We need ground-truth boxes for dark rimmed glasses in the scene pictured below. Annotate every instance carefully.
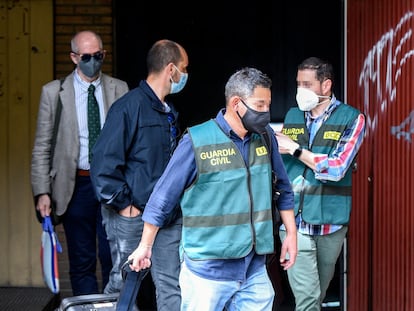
[72,51,105,62]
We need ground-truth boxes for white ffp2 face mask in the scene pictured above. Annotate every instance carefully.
[296,87,330,111]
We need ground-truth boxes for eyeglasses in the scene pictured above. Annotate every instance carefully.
[72,51,105,62]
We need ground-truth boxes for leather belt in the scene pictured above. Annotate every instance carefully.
[77,169,90,177]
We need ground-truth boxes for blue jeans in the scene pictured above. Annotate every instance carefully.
[179,261,274,311]
[63,176,112,296]
[102,206,182,311]
[101,206,143,294]
[279,226,347,311]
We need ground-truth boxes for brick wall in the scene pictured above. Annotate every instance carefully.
[54,0,114,79]
[53,0,113,297]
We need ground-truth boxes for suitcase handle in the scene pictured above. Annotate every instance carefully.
[121,259,150,281]
[116,260,150,311]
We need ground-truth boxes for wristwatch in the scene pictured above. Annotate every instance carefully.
[293,146,303,158]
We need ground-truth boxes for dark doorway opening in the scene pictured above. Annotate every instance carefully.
[113,1,344,131]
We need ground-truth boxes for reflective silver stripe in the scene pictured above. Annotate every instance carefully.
[183,209,272,228]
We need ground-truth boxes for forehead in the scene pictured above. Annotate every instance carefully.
[251,86,271,100]
[77,35,100,53]
[178,46,189,65]
[296,69,317,82]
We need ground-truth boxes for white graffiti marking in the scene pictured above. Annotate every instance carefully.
[358,11,414,141]
[390,110,414,142]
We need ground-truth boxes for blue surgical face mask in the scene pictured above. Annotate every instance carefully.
[170,65,188,94]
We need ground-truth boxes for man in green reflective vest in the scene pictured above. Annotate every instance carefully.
[127,67,297,310]
[276,57,366,311]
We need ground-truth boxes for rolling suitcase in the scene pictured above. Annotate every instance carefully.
[57,260,148,311]
[57,293,119,310]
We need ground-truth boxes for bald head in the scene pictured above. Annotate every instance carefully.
[71,30,103,54]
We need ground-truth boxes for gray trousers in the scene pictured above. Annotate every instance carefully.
[101,206,182,311]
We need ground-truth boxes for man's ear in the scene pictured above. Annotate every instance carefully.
[70,52,79,65]
[167,62,176,74]
[322,79,332,95]
[228,96,241,112]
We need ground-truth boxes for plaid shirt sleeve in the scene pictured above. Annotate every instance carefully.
[313,113,366,181]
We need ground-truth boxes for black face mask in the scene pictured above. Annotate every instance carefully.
[237,99,270,134]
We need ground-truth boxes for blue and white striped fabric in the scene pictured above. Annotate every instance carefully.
[41,216,62,294]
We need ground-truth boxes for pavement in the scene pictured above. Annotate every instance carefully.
[0,287,59,311]
[0,286,340,311]
[0,286,295,311]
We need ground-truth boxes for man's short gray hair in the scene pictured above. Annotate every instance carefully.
[225,67,272,102]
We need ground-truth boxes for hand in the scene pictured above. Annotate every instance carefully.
[36,194,52,218]
[128,243,153,272]
[279,231,297,270]
[275,132,298,155]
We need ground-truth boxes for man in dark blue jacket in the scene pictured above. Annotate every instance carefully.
[90,39,189,311]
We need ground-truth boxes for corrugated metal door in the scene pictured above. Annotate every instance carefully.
[347,1,414,310]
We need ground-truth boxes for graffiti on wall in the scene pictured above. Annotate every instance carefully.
[358,11,414,142]
[390,111,414,142]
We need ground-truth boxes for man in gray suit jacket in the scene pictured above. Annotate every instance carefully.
[31,30,129,296]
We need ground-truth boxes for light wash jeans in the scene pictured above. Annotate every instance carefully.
[179,260,274,311]
[101,206,182,311]
[279,226,347,311]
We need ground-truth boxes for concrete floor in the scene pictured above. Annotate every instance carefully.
[0,287,57,311]
[0,287,291,311]
[0,286,341,311]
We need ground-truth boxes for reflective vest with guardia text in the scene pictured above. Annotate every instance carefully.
[180,119,274,260]
[281,102,360,225]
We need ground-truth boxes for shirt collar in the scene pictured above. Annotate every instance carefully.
[73,69,101,90]
[305,94,339,123]
[215,108,251,140]
[215,108,233,136]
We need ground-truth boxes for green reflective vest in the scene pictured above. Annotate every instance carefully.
[180,120,274,260]
[281,103,360,225]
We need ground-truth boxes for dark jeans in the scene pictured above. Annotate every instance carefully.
[63,175,112,296]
